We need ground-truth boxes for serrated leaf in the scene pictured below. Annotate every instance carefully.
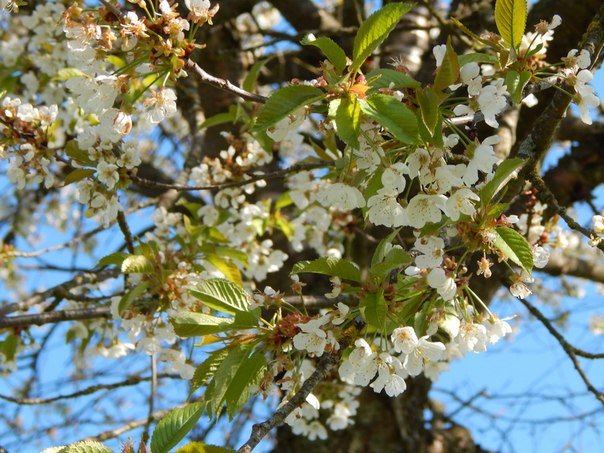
[53,68,89,81]
[492,226,533,272]
[301,35,348,73]
[224,350,266,417]
[97,251,129,267]
[371,229,401,268]
[253,85,325,131]
[64,168,95,186]
[118,281,149,316]
[361,94,419,145]
[434,38,460,91]
[479,158,526,204]
[370,247,411,278]
[366,68,421,92]
[189,278,251,314]
[176,442,236,453]
[242,57,271,93]
[205,254,242,286]
[204,345,247,417]
[150,403,204,453]
[191,348,230,391]
[458,53,499,67]
[416,87,440,134]
[172,312,235,337]
[53,441,112,453]
[495,0,527,48]
[121,255,154,274]
[200,112,234,129]
[360,291,387,330]
[351,2,414,73]
[504,69,531,104]
[291,256,361,282]
[329,95,361,147]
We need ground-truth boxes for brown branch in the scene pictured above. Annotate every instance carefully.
[0,374,178,405]
[518,298,604,404]
[0,269,119,317]
[117,210,136,254]
[542,252,604,284]
[129,161,333,192]
[0,307,111,329]
[237,351,341,452]
[185,59,268,104]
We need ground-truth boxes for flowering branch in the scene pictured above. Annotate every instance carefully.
[237,351,341,452]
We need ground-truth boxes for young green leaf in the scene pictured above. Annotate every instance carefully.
[242,57,272,93]
[204,345,248,417]
[189,278,251,314]
[191,348,230,392]
[172,312,235,337]
[416,87,440,134]
[121,255,154,274]
[117,281,149,317]
[370,247,412,278]
[204,254,243,286]
[224,350,267,417]
[200,111,235,129]
[253,85,325,131]
[176,442,236,453]
[51,441,112,453]
[329,95,361,147]
[365,68,421,92]
[361,94,419,145]
[64,168,95,186]
[351,2,414,73]
[491,226,534,272]
[504,70,531,104]
[291,256,362,282]
[301,35,348,73]
[495,0,528,49]
[479,158,526,204]
[360,291,387,330]
[371,228,401,268]
[434,39,460,91]
[97,251,129,267]
[150,403,205,453]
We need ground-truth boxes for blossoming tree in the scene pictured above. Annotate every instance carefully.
[0,0,603,451]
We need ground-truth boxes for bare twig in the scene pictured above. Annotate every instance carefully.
[130,161,333,192]
[185,59,268,104]
[237,351,341,452]
[117,210,136,254]
[518,298,604,404]
[0,307,111,329]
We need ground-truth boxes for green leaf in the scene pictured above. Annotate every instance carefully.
[495,0,528,48]
[329,95,361,147]
[189,278,251,314]
[176,442,236,453]
[371,228,401,268]
[434,38,460,91]
[351,2,414,73]
[416,87,440,134]
[479,158,526,204]
[191,348,230,392]
[492,226,534,272]
[200,112,234,129]
[253,85,325,131]
[370,247,411,278]
[242,58,271,93]
[150,403,205,453]
[172,312,235,337]
[366,68,421,91]
[224,350,267,417]
[361,94,419,144]
[0,334,19,362]
[301,35,348,73]
[504,70,531,104]
[52,441,112,453]
[205,254,242,286]
[121,255,154,274]
[458,53,499,67]
[291,256,361,282]
[204,345,250,417]
[360,291,387,330]
[97,251,129,267]
[64,168,95,186]
[117,281,149,316]
[53,68,89,81]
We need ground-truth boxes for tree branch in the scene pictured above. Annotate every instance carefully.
[0,307,111,329]
[237,351,341,452]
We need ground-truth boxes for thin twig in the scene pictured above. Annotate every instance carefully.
[0,307,111,329]
[185,59,268,104]
[130,161,333,192]
[117,210,136,254]
[518,298,604,404]
[237,351,341,452]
